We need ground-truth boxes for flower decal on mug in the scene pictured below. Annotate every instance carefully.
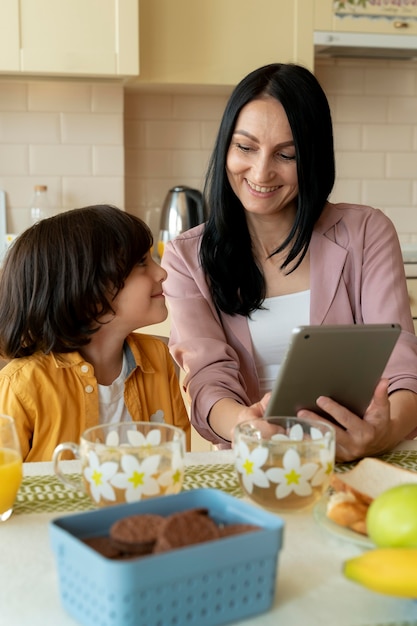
[110,453,162,503]
[83,451,118,503]
[234,422,335,511]
[82,426,184,505]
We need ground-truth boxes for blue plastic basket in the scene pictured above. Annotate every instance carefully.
[49,489,284,626]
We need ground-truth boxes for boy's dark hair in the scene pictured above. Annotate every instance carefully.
[0,205,152,357]
[200,63,335,316]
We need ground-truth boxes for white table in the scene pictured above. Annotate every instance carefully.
[2,446,417,626]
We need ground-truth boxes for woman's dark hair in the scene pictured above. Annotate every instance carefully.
[200,63,335,316]
[0,205,152,357]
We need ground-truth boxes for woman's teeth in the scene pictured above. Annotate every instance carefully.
[247,180,280,193]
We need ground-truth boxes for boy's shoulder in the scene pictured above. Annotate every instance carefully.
[126,332,173,374]
[0,350,83,380]
[126,332,170,359]
[0,352,54,379]
[128,332,169,348]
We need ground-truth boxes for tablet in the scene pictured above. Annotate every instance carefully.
[264,323,401,421]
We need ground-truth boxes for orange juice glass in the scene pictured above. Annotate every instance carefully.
[0,415,23,522]
[157,240,165,260]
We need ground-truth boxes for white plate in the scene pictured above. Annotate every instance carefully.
[313,494,374,549]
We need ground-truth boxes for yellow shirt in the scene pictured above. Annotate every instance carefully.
[0,333,190,461]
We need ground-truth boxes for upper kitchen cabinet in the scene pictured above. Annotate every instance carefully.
[315,0,417,36]
[0,1,19,72]
[0,0,139,78]
[132,0,314,87]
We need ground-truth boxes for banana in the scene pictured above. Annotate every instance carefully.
[344,548,417,598]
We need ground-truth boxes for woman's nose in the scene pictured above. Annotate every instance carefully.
[252,154,275,181]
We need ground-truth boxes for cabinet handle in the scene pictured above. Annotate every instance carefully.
[394,21,409,29]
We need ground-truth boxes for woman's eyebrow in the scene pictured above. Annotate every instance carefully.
[232,129,258,142]
[232,129,294,149]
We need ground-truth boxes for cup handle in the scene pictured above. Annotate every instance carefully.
[52,442,83,492]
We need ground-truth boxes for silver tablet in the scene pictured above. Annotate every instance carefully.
[264,323,401,421]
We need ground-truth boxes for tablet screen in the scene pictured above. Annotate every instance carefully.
[264,323,401,421]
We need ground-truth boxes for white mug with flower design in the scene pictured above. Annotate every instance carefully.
[234,416,335,513]
[52,421,186,507]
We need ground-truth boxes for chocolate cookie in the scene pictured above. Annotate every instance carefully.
[154,510,220,553]
[83,535,124,559]
[110,513,165,555]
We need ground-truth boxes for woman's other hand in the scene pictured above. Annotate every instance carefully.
[297,378,417,462]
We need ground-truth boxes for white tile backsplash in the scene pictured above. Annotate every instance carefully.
[30,145,92,176]
[315,58,417,243]
[28,82,92,112]
[0,112,60,142]
[388,97,417,124]
[124,60,417,243]
[0,82,27,110]
[336,152,385,178]
[335,95,389,123]
[2,58,417,241]
[364,67,416,96]
[362,125,413,152]
[0,78,125,232]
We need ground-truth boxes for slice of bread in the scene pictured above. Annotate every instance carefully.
[331,457,417,505]
[326,457,417,535]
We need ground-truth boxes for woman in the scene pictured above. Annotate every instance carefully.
[162,63,417,462]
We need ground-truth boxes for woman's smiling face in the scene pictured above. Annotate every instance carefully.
[226,96,298,219]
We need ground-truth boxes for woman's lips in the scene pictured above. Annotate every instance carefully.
[246,179,280,193]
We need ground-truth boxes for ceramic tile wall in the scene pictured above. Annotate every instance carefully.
[2,57,417,242]
[0,79,125,233]
[315,58,417,245]
[125,58,417,244]
[124,89,231,239]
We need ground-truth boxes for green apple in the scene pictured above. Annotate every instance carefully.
[367,484,417,548]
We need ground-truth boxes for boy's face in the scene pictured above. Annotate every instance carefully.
[108,251,168,333]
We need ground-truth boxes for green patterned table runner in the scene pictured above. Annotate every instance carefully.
[336,448,417,473]
[14,449,417,516]
[14,464,243,515]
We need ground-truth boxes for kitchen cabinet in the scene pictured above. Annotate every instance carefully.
[0,0,19,72]
[315,0,417,36]
[0,0,139,77]
[132,0,314,87]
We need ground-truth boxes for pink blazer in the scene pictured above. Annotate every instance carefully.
[162,202,417,445]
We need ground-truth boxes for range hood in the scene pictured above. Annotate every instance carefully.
[314,31,417,60]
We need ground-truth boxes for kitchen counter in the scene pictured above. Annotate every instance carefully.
[401,243,417,265]
[2,444,417,626]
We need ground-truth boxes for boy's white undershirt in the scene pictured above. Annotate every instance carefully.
[98,350,132,424]
[248,290,310,395]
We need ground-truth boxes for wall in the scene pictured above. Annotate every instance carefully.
[124,87,231,239]
[316,57,417,245]
[2,57,417,245]
[0,78,125,233]
[125,57,417,245]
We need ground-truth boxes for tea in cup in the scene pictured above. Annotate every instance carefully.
[234,416,335,513]
[0,415,23,522]
[53,421,186,507]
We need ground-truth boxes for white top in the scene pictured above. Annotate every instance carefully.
[98,351,132,424]
[248,290,310,394]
